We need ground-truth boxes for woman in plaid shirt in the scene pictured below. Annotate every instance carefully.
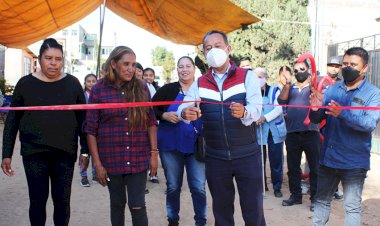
[85,46,158,226]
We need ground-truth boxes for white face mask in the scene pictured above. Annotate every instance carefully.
[259,78,266,88]
[206,47,228,68]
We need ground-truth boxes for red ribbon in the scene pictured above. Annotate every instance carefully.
[1,101,379,111]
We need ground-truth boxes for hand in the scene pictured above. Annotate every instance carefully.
[230,102,245,119]
[1,158,14,177]
[163,112,180,124]
[149,153,158,177]
[94,165,108,187]
[256,116,266,125]
[283,70,291,85]
[181,105,201,121]
[326,100,341,118]
[79,155,89,174]
[309,89,323,111]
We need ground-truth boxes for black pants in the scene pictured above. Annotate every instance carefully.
[107,170,148,226]
[23,151,75,226]
[285,131,320,201]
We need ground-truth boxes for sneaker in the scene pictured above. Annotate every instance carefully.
[274,190,283,198]
[92,177,98,184]
[150,176,159,184]
[80,177,90,187]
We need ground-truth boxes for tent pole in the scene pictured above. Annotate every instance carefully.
[96,0,107,78]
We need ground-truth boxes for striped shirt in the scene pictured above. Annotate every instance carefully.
[84,78,157,174]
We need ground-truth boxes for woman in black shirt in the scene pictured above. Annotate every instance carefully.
[1,38,89,226]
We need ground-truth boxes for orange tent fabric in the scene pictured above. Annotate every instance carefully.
[0,0,260,48]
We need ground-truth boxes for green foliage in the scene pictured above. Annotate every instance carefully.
[151,46,175,83]
[229,0,310,84]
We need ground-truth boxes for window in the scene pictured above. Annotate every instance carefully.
[62,30,68,36]
[72,29,78,36]
[24,57,31,75]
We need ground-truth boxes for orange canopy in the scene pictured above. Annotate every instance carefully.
[0,0,260,48]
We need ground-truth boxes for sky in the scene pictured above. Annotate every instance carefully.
[77,7,197,69]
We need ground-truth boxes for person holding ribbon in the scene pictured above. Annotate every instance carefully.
[84,46,158,226]
[310,47,380,226]
[177,30,265,226]
[1,38,89,226]
[152,56,206,226]
[277,60,320,212]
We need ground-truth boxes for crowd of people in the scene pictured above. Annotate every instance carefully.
[1,29,380,226]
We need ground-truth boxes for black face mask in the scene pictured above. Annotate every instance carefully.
[342,66,360,83]
[295,71,309,83]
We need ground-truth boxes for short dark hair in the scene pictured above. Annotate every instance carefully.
[136,62,143,70]
[39,38,63,58]
[143,67,155,75]
[293,60,310,69]
[279,66,291,74]
[177,56,195,66]
[240,56,251,62]
[343,47,369,65]
[202,30,229,47]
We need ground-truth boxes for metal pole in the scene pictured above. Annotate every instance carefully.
[96,0,107,78]
[259,124,265,197]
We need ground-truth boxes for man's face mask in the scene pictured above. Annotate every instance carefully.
[206,47,228,68]
[342,66,361,83]
[294,67,309,83]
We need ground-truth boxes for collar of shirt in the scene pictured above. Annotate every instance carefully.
[338,77,367,92]
[293,83,309,91]
[211,64,231,91]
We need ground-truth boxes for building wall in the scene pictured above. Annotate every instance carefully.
[4,49,36,86]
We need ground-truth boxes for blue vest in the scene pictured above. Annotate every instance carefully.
[257,85,287,145]
[198,64,259,160]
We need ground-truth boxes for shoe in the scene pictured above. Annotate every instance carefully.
[274,190,283,198]
[310,202,315,212]
[92,177,98,184]
[150,176,159,184]
[282,196,302,206]
[334,190,343,200]
[80,177,90,187]
[145,189,149,194]
[265,185,269,191]
[168,220,179,226]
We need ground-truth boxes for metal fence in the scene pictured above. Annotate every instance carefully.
[328,38,380,153]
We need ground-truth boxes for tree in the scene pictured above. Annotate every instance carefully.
[151,46,175,83]
[229,0,310,83]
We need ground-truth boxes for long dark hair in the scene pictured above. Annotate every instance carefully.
[103,46,149,130]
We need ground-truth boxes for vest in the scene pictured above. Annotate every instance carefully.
[256,85,287,145]
[198,63,259,160]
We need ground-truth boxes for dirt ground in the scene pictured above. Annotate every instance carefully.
[1,123,380,226]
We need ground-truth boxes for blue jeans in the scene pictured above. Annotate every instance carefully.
[79,157,95,178]
[262,131,284,191]
[313,165,367,226]
[160,151,207,226]
[206,153,266,226]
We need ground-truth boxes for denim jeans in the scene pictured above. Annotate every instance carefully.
[159,151,207,226]
[262,131,284,191]
[206,153,266,226]
[79,157,95,177]
[107,170,148,226]
[22,151,75,226]
[313,165,367,226]
[285,131,320,200]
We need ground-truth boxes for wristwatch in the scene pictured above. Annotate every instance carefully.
[81,153,90,159]
[241,107,248,119]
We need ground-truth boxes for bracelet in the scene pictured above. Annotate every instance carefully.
[151,148,159,152]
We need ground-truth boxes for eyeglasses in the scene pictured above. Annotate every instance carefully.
[294,67,306,74]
